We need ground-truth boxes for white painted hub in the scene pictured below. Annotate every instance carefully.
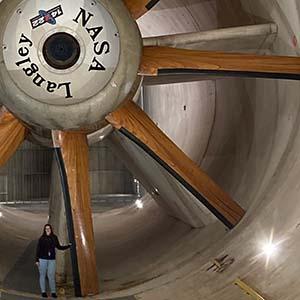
[0,0,141,130]
[3,0,120,105]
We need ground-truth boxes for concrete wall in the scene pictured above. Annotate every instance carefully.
[93,1,300,299]
[119,1,300,299]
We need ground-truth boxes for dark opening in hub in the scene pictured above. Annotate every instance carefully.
[43,32,80,70]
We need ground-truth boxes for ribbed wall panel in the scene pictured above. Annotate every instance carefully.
[0,140,136,204]
[89,141,135,195]
[0,141,52,203]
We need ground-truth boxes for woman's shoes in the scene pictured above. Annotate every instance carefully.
[41,292,57,298]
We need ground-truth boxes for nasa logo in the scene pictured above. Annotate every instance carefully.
[30,5,63,29]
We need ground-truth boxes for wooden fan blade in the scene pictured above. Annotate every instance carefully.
[123,0,160,20]
[140,46,300,80]
[0,110,27,167]
[143,72,219,86]
[53,132,99,297]
[106,101,245,228]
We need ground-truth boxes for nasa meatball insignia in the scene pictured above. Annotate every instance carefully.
[30,5,64,29]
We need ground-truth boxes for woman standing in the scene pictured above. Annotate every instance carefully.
[36,224,71,298]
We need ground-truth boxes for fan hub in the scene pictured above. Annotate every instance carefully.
[42,32,81,71]
[0,0,141,130]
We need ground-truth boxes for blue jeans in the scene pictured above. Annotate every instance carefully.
[38,259,56,293]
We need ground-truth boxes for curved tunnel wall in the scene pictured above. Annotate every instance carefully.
[104,0,300,298]
[128,1,300,299]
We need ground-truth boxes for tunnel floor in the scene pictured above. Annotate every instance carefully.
[0,198,227,299]
[0,203,139,299]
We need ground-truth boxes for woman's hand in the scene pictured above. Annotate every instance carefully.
[35,262,39,267]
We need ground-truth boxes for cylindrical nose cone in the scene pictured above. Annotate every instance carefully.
[0,0,142,130]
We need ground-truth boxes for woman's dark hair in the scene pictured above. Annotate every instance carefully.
[42,224,54,237]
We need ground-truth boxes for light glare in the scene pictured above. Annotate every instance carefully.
[263,242,277,257]
[135,199,144,209]
[0,212,2,218]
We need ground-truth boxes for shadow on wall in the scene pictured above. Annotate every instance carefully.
[216,0,265,27]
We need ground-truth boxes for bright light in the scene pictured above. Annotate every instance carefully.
[0,212,2,218]
[261,229,278,260]
[260,240,279,267]
[258,229,282,267]
[262,242,277,257]
[251,230,286,268]
[135,199,144,209]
